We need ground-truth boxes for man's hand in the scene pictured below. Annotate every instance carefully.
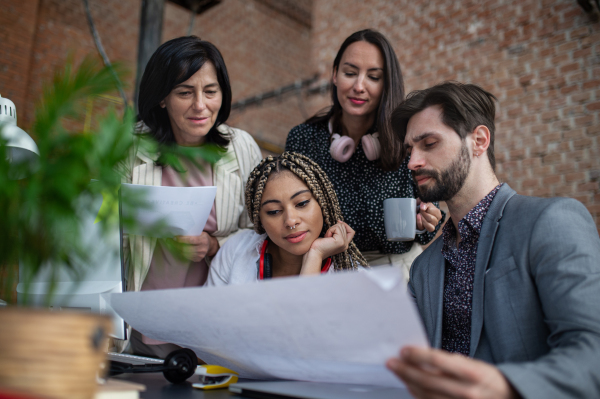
[416,200,443,232]
[386,346,519,399]
[175,232,219,262]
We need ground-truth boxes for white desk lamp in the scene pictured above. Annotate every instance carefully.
[0,94,40,179]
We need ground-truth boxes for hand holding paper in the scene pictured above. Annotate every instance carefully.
[175,232,220,261]
[387,346,517,399]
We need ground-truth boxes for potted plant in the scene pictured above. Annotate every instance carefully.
[0,56,222,399]
[0,57,134,399]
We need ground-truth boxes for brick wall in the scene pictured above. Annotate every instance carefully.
[0,0,40,125]
[310,0,600,231]
[2,0,599,230]
[163,0,313,151]
[1,0,141,129]
[1,0,313,153]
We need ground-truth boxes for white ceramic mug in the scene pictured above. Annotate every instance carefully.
[383,198,425,241]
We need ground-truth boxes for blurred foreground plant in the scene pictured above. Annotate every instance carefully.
[0,57,224,305]
[0,57,134,304]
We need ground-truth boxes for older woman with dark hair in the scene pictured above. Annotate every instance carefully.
[117,36,261,356]
[286,29,444,278]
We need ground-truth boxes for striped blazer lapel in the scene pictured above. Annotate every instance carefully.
[213,143,241,235]
[129,151,161,292]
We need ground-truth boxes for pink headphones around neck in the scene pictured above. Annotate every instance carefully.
[329,122,381,162]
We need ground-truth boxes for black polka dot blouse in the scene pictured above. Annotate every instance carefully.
[285,122,444,254]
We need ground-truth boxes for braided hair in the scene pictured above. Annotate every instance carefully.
[245,152,368,271]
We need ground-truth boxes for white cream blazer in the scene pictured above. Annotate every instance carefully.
[121,124,262,292]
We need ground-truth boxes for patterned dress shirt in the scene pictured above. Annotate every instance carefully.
[441,183,503,355]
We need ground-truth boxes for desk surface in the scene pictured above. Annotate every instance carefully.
[116,373,413,399]
[113,373,246,399]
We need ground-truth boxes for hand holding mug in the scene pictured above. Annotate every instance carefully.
[416,199,442,233]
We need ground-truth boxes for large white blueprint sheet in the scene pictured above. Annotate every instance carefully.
[120,183,217,238]
[104,267,428,387]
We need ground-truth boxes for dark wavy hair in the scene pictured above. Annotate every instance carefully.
[306,29,405,171]
[391,81,498,171]
[138,36,231,148]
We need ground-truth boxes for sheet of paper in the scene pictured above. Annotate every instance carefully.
[103,267,428,387]
[120,183,216,237]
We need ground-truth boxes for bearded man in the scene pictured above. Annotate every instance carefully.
[386,82,600,399]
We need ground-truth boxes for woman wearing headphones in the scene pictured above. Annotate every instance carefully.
[285,29,444,277]
[117,36,262,356]
[206,152,368,286]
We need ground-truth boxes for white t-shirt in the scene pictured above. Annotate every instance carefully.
[205,229,338,286]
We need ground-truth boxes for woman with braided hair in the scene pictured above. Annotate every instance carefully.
[206,152,367,286]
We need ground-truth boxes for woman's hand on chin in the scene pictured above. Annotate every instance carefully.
[300,221,355,275]
[175,232,220,262]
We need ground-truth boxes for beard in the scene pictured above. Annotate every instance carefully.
[412,144,471,203]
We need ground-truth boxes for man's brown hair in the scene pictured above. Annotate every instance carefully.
[391,81,498,170]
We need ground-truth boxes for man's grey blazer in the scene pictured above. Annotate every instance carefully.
[409,184,600,398]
